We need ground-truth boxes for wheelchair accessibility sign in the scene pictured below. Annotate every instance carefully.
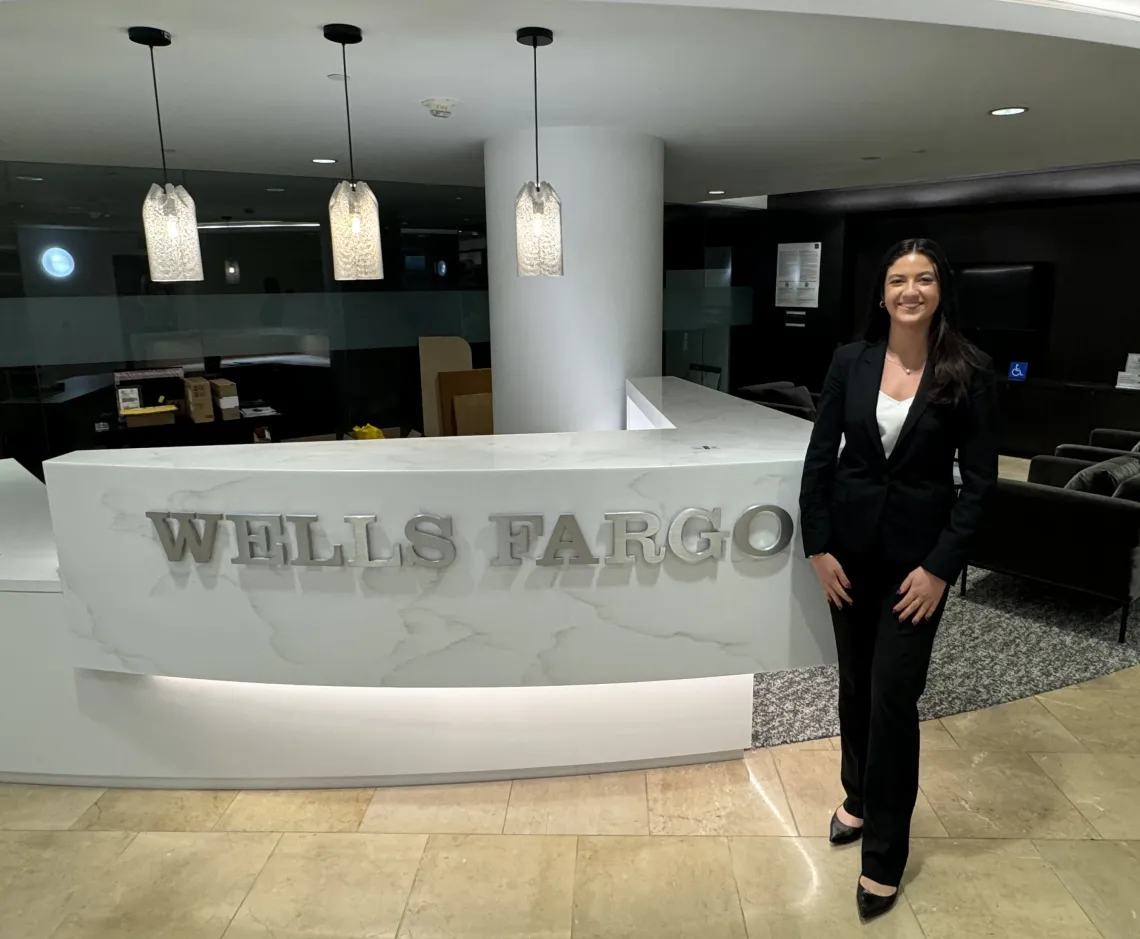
[1008,361,1028,382]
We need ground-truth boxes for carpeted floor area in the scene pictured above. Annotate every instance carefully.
[752,568,1140,748]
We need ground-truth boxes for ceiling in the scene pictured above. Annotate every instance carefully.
[3,0,1140,202]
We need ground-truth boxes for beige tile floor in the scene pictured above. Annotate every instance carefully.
[999,454,1032,481]
[5,666,1140,938]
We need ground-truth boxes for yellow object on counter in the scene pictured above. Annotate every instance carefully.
[120,405,178,416]
[351,424,385,440]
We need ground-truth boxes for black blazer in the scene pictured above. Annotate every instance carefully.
[799,339,999,583]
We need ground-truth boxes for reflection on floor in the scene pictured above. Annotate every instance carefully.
[4,667,1140,937]
[999,454,1032,481]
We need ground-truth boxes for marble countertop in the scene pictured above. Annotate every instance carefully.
[0,459,60,592]
[47,377,813,474]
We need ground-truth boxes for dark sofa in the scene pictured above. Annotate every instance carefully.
[736,382,818,422]
[1091,428,1140,451]
[966,454,1140,642]
[1054,428,1140,465]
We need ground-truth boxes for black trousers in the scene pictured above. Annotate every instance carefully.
[830,554,946,887]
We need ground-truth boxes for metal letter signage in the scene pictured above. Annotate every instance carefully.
[288,515,344,567]
[146,506,794,570]
[404,515,457,568]
[490,514,544,567]
[537,514,599,567]
[227,514,291,567]
[605,512,665,566]
[733,505,794,558]
[667,508,726,564]
[343,515,400,567]
[147,512,221,563]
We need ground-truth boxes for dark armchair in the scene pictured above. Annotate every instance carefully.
[966,454,1140,642]
[736,382,817,422]
[1055,429,1140,464]
[1091,428,1140,451]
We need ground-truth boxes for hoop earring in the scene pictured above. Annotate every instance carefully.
[879,300,885,308]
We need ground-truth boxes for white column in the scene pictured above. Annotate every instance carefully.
[484,127,664,433]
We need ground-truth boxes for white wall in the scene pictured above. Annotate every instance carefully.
[485,127,664,433]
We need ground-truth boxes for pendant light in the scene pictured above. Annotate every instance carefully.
[515,27,562,278]
[324,23,383,281]
[129,26,204,283]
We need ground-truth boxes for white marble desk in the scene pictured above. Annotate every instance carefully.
[0,459,60,593]
[1,379,834,788]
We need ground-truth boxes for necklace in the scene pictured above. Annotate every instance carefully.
[886,350,924,376]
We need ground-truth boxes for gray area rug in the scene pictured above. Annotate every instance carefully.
[752,569,1140,748]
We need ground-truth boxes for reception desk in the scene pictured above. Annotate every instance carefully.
[0,378,833,788]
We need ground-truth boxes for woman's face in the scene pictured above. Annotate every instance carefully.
[883,252,940,329]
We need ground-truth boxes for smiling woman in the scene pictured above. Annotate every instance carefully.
[799,237,999,919]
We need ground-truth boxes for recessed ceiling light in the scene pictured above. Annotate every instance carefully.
[312,158,337,164]
[266,187,285,192]
[40,246,75,279]
[327,73,348,82]
[708,190,726,195]
[990,106,1028,116]
[15,175,44,182]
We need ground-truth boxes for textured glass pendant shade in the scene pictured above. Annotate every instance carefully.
[515,181,563,277]
[329,180,384,281]
[142,183,204,282]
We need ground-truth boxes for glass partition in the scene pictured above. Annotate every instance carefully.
[0,160,488,474]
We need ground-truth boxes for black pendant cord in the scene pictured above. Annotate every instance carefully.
[341,43,356,185]
[148,46,169,185]
[532,40,540,188]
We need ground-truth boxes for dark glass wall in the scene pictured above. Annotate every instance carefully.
[0,160,489,475]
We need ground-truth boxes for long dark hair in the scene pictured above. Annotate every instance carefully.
[864,238,983,405]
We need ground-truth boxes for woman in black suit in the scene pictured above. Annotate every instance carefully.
[799,238,998,921]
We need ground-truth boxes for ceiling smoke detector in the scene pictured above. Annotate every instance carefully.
[422,98,458,119]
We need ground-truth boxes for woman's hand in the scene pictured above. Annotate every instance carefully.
[894,567,947,623]
[810,553,853,608]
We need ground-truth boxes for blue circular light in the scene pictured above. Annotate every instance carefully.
[40,246,75,279]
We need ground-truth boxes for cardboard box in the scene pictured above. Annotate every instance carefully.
[437,368,492,436]
[453,392,493,436]
[209,378,240,421]
[124,406,178,428]
[183,377,215,423]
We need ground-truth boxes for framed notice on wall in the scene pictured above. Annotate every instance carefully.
[775,242,822,308]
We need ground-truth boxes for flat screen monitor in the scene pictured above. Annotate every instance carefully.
[954,264,1039,331]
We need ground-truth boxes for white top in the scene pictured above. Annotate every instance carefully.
[877,391,914,459]
[0,459,61,593]
[47,377,815,474]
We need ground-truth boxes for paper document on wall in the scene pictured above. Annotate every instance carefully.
[775,242,822,308]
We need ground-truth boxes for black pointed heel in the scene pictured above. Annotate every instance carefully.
[856,882,899,922]
[828,808,863,845]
